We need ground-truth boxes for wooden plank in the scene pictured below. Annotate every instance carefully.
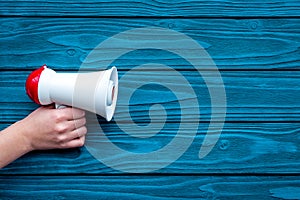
[1,18,300,70]
[1,71,300,123]
[0,175,300,199]
[0,122,299,174]
[1,0,300,17]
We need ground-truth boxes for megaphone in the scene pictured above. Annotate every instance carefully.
[25,65,118,121]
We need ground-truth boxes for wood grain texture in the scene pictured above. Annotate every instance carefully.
[0,176,300,199]
[1,71,300,123]
[1,18,300,70]
[0,122,299,174]
[0,0,299,198]
[0,0,300,17]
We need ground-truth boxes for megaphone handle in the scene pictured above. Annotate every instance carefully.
[55,104,67,109]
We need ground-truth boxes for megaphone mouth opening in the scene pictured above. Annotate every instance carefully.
[105,66,118,121]
[112,86,115,101]
[106,79,115,107]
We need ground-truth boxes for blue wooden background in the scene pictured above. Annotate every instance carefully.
[1,1,300,199]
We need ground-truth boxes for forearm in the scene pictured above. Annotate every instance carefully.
[0,120,33,169]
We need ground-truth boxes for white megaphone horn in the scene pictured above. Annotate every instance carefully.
[25,65,118,121]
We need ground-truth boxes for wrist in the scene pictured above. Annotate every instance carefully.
[0,119,34,168]
[13,120,35,153]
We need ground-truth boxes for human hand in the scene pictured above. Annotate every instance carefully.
[20,105,87,151]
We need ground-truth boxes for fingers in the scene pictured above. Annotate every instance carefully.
[71,136,86,148]
[57,118,87,141]
[56,107,86,121]
[60,116,87,146]
[61,136,86,149]
[69,108,86,120]
[64,117,86,132]
[67,126,87,141]
[56,126,87,149]
[53,107,87,148]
